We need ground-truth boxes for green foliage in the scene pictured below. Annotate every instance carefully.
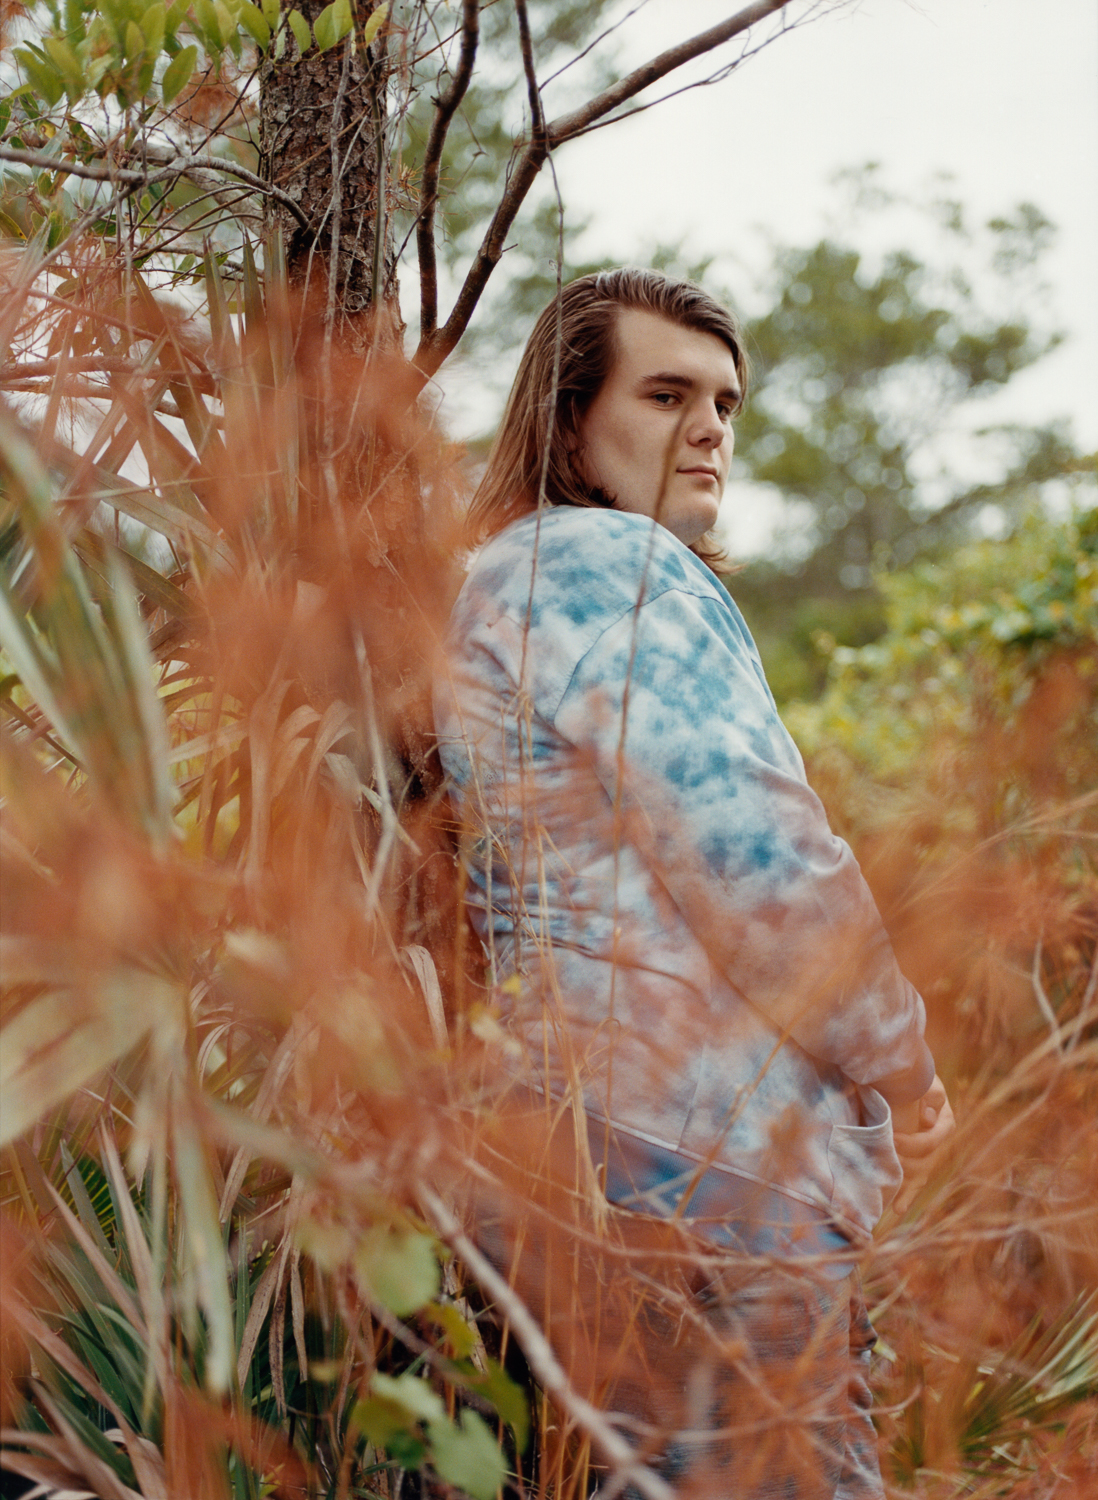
[0,407,176,843]
[13,0,225,109]
[4,1113,376,1495]
[356,1374,508,1500]
[729,174,1095,699]
[779,511,1098,1493]
[0,221,514,1496]
[354,1225,440,1317]
[786,507,1098,783]
[886,1293,1098,1489]
[957,1293,1098,1477]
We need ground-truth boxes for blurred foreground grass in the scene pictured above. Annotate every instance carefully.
[1,271,1096,1496]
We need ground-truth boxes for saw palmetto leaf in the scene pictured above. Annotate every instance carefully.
[958,1291,1098,1471]
[0,410,175,841]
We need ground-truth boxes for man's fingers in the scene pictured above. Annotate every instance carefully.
[895,1097,956,1162]
[894,1133,937,1162]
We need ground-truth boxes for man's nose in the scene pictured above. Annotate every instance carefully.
[689,402,725,445]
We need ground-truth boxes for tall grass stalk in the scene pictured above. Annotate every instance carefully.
[2,258,1097,1498]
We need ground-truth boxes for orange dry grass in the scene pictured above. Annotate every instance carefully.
[1,294,1096,1498]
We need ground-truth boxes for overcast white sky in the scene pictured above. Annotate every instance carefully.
[436,0,1098,551]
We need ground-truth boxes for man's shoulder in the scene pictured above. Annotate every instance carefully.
[466,507,723,623]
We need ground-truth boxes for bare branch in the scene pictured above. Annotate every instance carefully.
[1,356,176,380]
[413,0,797,376]
[412,142,542,378]
[540,1,652,90]
[0,143,312,233]
[417,0,480,341]
[0,143,136,182]
[514,0,546,148]
[548,0,793,144]
[415,1181,676,1500]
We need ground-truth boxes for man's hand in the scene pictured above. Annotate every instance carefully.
[893,1074,955,1169]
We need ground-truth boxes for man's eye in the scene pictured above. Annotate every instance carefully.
[651,391,678,406]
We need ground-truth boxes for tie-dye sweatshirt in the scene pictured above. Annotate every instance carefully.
[434,506,933,1244]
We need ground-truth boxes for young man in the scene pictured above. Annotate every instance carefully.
[435,269,953,1497]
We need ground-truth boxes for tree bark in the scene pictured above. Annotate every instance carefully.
[260,0,398,344]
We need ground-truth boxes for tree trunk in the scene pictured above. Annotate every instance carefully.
[260,0,399,346]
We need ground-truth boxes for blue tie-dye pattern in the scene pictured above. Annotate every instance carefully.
[434,507,933,1244]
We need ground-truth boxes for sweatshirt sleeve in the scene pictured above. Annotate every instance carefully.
[552,584,933,1103]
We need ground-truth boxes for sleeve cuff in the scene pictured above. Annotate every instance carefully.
[869,1039,935,1105]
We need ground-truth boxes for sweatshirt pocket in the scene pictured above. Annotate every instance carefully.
[825,1085,904,1238]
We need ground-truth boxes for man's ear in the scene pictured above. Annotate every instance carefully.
[556,404,585,482]
[560,395,581,452]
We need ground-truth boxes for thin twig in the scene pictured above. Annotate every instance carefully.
[369,12,393,312]
[1031,938,1063,1054]
[1065,944,1098,1055]
[514,0,545,148]
[416,0,479,340]
[326,36,355,337]
[0,354,210,388]
[540,1,653,90]
[0,143,311,231]
[414,0,795,374]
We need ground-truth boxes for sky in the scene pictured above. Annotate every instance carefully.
[435,0,1098,554]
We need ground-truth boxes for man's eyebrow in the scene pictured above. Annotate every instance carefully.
[638,371,742,401]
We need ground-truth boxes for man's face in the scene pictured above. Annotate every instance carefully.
[578,308,741,546]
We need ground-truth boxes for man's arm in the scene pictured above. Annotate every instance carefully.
[554,585,933,1102]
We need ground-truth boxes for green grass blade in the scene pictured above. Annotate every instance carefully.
[172,1100,236,1394]
[98,547,175,836]
[72,527,196,624]
[0,568,74,756]
[57,1140,116,1263]
[0,409,175,837]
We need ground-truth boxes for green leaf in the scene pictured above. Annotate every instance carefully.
[313,0,350,52]
[425,1300,477,1359]
[46,207,68,249]
[202,238,236,352]
[241,235,264,335]
[42,35,85,96]
[191,0,223,54]
[13,48,65,106]
[351,1394,402,1447]
[287,8,311,54]
[213,0,237,47]
[474,1359,529,1452]
[0,408,175,837]
[125,18,145,63]
[370,1371,446,1425]
[140,1,166,56]
[237,0,270,48]
[428,1410,507,1500]
[259,0,278,25]
[360,0,387,49]
[161,43,197,104]
[354,1226,439,1316]
[87,52,114,90]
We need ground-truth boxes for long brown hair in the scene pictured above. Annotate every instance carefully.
[465,268,748,570]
